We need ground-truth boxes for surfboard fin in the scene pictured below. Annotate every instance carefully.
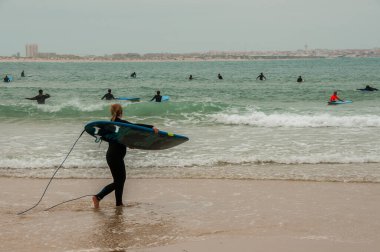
[95,135,102,143]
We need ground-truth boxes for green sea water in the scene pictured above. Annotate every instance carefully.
[1,58,380,181]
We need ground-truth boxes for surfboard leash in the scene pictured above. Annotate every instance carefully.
[17,129,86,215]
[43,194,93,211]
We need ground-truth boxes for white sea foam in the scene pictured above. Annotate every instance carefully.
[1,153,379,171]
[210,111,380,128]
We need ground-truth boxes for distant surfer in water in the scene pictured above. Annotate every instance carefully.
[297,76,303,83]
[358,85,378,91]
[3,75,10,82]
[92,104,158,208]
[21,70,25,77]
[25,89,51,104]
[256,72,266,81]
[101,89,115,100]
[189,74,193,80]
[329,91,344,102]
[150,90,162,102]
[130,72,136,78]
[218,73,223,80]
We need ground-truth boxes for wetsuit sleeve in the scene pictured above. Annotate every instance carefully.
[101,94,106,100]
[27,95,38,100]
[150,95,156,101]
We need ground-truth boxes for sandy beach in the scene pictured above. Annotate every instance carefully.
[1,177,379,251]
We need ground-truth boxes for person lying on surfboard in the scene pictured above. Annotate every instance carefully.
[92,104,159,208]
[329,91,344,103]
[359,85,378,91]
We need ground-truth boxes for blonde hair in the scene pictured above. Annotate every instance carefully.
[110,104,123,121]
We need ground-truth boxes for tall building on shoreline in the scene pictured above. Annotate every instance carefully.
[25,44,38,57]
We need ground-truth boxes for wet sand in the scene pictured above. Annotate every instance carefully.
[0,177,379,251]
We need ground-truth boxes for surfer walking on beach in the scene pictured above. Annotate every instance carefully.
[25,89,51,104]
[256,72,266,81]
[101,89,115,100]
[150,90,162,102]
[92,104,158,208]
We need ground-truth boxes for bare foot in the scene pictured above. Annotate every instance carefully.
[92,196,99,208]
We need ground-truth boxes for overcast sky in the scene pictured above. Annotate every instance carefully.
[0,0,379,56]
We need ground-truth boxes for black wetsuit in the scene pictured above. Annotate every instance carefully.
[27,94,50,104]
[95,117,153,206]
[3,76,10,82]
[257,74,266,81]
[150,95,162,102]
[364,86,378,91]
[101,93,115,100]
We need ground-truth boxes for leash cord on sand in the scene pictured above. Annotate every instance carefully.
[17,130,86,215]
[44,194,93,211]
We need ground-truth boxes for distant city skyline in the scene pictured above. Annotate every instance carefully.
[0,0,379,56]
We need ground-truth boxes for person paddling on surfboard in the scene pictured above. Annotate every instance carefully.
[101,89,115,100]
[150,90,162,102]
[92,104,159,208]
[359,85,378,91]
[329,91,344,103]
[130,72,136,78]
[25,89,51,104]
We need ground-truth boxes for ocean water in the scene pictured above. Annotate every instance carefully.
[1,58,380,182]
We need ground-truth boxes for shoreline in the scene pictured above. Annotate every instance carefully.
[1,177,379,251]
[1,163,379,183]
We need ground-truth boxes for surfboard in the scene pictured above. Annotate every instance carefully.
[84,120,189,150]
[116,97,140,102]
[162,95,170,101]
[327,100,352,105]
[357,89,377,92]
